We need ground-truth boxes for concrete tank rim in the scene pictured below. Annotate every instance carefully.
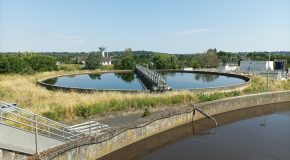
[37,70,251,93]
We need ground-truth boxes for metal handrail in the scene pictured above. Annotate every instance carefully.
[0,101,109,153]
[0,111,79,138]
[0,113,79,140]
[1,115,35,129]
[0,102,84,142]
[0,101,68,128]
[2,108,66,130]
[67,121,109,135]
[0,116,72,141]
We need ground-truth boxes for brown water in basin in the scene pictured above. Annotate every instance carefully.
[99,102,290,160]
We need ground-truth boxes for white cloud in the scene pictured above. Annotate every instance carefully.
[175,28,223,35]
[52,32,86,44]
[76,39,86,44]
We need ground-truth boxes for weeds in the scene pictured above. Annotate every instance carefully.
[142,108,151,117]
[0,71,289,122]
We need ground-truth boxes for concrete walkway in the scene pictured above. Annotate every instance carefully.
[99,113,143,126]
[98,109,170,127]
[0,124,63,154]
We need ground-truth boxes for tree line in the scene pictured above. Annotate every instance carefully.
[0,53,57,74]
[112,48,220,70]
[84,48,238,70]
[1,50,289,74]
[87,48,290,70]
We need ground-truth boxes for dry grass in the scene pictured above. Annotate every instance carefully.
[0,71,197,121]
[0,71,289,122]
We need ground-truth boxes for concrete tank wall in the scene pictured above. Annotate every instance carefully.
[28,90,290,160]
[37,70,251,93]
[0,149,28,160]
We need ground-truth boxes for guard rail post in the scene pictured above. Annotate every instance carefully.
[34,115,38,154]
[89,121,92,134]
[0,111,2,123]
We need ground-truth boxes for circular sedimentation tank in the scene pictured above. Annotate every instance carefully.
[38,70,251,93]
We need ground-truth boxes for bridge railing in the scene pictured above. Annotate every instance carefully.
[135,65,169,90]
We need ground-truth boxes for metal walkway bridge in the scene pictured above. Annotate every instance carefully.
[135,65,171,91]
[0,101,109,154]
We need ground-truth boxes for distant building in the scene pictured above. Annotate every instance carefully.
[99,46,112,65]
[219,63,238,71]
[273,59,287,71]
[101,57,112,65]
[240,61,274,71]
[99,46,106,57]
[183,67,193,71]
[77,59,86,65]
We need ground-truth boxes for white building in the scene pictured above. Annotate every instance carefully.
[101,57,112,65]
[219,63,239,71]
[240,61,274,72]
[99,46,112,65]
[183,67,193,71]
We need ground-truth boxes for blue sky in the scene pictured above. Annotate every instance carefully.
[0,0,289,53]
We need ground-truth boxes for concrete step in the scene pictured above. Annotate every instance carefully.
[67,121,109,134]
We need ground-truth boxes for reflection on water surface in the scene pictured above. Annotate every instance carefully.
[44,72,245,90]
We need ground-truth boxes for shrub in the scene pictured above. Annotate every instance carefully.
[197,93,222,102]
[42,105,66,121]
[142,108,151,117]
[0,53,57,74]
[58,64,82,71]
[171,95,185,104]
[75,105,92,118]
[85,53,101,70]
[91,104,107,114]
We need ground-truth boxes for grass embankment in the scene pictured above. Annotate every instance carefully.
[58,64,114,71]
[0,71,289,122]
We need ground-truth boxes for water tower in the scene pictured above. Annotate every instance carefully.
[99,46,106,57]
